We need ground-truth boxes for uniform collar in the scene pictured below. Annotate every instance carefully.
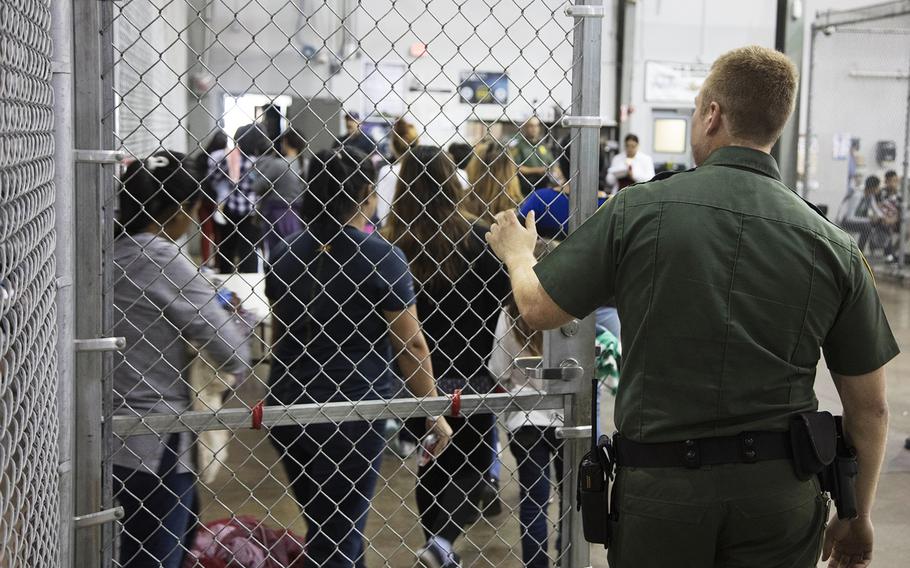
[700,146,782,181]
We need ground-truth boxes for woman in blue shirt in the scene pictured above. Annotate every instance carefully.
[266,148,452,567]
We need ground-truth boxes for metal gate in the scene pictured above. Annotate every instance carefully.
[70,1,607,566]
[0,0,60,566]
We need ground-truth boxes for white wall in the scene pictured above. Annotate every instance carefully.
[625,0,778,165]
[204,0,612,146]
[805,16,910,209]
[114,0,191,156]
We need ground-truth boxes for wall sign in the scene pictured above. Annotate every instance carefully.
[644,61,710,105]
[458,71,509,105]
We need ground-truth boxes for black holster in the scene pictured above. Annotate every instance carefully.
[578,434,614,546]
[790,411,858,520]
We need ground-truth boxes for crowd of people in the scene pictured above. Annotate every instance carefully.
[111,113,630,568]
[837,169,904,262]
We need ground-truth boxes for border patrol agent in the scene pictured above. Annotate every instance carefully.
[487,46,897,568]
[510,116,558,194]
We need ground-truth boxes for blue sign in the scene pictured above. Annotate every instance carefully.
[458,72,509,105]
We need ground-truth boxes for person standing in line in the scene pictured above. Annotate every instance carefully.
[252,128,307,257]
[448,141,474,189]
[375,117,420,227]
[266,148,452,568]
[463,141,523,224]
[112,151,250,568]
[488,241,565,568]
[337,111,378,156]
[211,123,270,273]
[384,146,512,568]
[486,46,896,568]
[196,130,229,267]
[605,133,656,194]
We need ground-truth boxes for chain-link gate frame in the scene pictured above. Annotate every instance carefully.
[68,1,609,566]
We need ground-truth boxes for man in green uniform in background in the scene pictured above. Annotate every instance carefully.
[510,116,560,194]
[487,46,896,568]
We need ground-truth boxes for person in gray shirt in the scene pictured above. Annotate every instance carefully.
[112,150,250,568]
[253,129,307,257]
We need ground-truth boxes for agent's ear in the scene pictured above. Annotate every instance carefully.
[704,100,723,137]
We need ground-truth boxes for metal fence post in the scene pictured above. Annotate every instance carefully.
[559,2,604,567]
[52,0,76,565]
[72,0,118,565]
[898,56,910,270]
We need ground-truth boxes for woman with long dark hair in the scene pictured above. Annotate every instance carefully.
[384,146,511,568]
[113,151,250,567]
[265,147,452,568]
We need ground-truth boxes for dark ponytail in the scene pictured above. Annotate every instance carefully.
[117,150,200,235]
[301,147,376,237]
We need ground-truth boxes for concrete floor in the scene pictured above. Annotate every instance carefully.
[195,281,910,567]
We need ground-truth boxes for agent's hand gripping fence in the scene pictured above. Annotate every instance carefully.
[71,1,606,566]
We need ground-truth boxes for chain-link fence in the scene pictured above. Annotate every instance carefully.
[0,0,60,565]
[804,8,910,273]
[72,1,610,567]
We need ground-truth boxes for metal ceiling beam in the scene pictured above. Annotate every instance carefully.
[812,0,910,31]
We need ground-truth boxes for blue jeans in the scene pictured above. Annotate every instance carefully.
[509,426,564,568]
[270,420,385,568]
[114,435,196,568]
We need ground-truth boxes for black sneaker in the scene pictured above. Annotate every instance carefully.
[416,542,462,568]
[476,478,504,517]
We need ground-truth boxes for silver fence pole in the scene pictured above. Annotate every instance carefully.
[560,2,604,567]
[898,55,910,270]
[52,0,75,565]
[72,0,117,565]
[802,24,819,199]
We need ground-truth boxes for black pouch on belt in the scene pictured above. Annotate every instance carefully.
[577,373,614,547]
[789,410,837,480]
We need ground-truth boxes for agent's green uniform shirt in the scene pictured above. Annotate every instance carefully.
[535,146,899,443]
[510,136,554,169]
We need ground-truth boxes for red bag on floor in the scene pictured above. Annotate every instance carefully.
[183,516,306,568]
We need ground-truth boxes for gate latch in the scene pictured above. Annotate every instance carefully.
[74,149,125,164]
[555,425,593,439]
[74,507,124,529]
[565,5,605,18]
[516,356,584,382]
[75,337,126,352]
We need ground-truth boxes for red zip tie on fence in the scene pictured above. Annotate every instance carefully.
[451,389,462,418]
[251,400,264,430]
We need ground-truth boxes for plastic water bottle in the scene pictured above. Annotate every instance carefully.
[417,434,438,468]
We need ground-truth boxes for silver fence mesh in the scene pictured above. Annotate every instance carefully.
[804,15,910,272]
[97,1,607,567]
[0,0,60,565]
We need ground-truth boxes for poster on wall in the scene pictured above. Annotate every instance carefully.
[458,71,509,105]
[644,61,710,105]
[361,60,408,118]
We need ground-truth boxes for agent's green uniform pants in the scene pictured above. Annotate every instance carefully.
[607,460,829,568]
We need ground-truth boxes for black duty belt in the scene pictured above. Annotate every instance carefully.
[614,431,792,469]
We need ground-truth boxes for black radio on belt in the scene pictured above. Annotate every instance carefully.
[577,377,615,546]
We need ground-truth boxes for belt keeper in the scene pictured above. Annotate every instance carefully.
[683,439,700,468]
